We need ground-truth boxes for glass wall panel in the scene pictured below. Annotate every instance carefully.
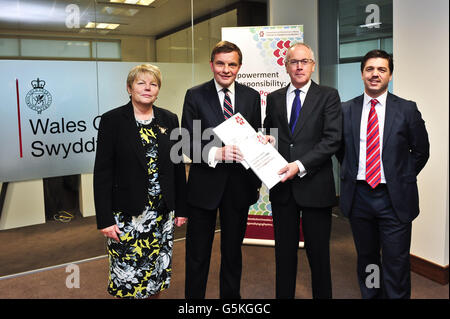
[92,41,121,59]
[319,0,393,196]
[21,39,91,58]
[381,37,393,53]
[0,0,268,275]
[190,1,267,86]
[338,0,393,62]
[0,0,198,272]
[0,37,19,56]
[339,39,379,59]
[319,0,393,94]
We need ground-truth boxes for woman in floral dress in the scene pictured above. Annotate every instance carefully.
[94,64,187,298]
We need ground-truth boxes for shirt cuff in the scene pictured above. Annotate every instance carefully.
[296,160,307,178]
[208,146,219,168]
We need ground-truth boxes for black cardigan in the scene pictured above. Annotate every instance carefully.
[93,101,187,229]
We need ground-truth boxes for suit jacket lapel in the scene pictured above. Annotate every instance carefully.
[351,95,364,160]
[234,82,242,115]
[291,81,317,138]
[383,93,396,148]
[206,79,225,126]
[121,102,147,170]
[273,86,290,137]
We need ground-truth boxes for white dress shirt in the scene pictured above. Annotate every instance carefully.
[286,80,312,178]
[357,90,387,183]
[286,80,311,121]
[215,80,236,110]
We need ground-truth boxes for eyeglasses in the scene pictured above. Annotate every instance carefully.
[287,59,315,66]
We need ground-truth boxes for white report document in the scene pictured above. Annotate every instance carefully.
[213,113,287,189]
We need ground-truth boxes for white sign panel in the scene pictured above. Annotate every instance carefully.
[0,61,132,182]
[222,25,304,119]
[0,61,99,182]
[0,60,197,182]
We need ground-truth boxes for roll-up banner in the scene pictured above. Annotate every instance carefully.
[222,25,304,247]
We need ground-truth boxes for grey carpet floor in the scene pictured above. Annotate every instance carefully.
[0,214,447,299]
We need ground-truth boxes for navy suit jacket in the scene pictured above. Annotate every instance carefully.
[337,93,429,223]
[181,79,261,212]
[263,81,342,208]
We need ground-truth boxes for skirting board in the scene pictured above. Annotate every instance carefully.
[410,254,449,285]
[243,238,304,248]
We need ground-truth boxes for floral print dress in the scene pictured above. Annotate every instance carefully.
[106,118,174,299]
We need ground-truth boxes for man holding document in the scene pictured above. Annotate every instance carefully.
[263,43,342,299]
[337,50,429,298]
[213,113,288,190]
[181,41,261,299]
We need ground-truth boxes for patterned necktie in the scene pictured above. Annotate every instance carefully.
[223,88,233,119]
[366,99,381,188]
[289,89,301,134]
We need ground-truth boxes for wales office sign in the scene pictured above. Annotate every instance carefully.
[25,78,98,161]
[0,60,128,182]
[28,115,98,159]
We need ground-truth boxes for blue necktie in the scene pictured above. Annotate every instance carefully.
[289,89,301,134]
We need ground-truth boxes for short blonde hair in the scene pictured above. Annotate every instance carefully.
[127,64,162,89]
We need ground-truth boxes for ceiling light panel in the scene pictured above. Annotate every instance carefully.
[109,0,155,6]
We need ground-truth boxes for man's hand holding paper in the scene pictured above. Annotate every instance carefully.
[215,145,244,162]
[213,113,287,189]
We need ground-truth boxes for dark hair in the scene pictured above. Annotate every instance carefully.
[361,50,394,74]
[210,41,243,65]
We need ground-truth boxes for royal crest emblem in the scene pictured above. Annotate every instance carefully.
[25,78,52,114]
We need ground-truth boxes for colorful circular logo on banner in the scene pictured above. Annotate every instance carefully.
[249,26,304,67]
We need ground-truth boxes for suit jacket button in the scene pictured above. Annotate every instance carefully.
[290,144,293,148]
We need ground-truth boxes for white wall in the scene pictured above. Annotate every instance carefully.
[393,0,449,266]
[156,9,238,63]
[268,0,319,83]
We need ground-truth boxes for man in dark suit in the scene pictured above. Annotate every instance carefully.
[263,43,342,299]
[337,50,429,298]
[181,41,261,299]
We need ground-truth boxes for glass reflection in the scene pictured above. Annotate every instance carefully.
[0,0,267,278]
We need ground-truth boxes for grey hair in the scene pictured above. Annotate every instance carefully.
[285,42,315,64]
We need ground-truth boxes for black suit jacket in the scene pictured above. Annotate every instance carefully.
[181,79,261,211]
[263,81,342,207]
[337,93,429,223]
[94,101,187,229]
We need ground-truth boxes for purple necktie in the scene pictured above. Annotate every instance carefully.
[289,89,301,133]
